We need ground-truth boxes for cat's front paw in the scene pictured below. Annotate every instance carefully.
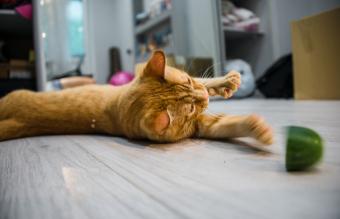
[208,71,241,98]
[223,71,241,98]
[244,114,274,145]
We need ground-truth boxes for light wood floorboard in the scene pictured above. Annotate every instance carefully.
[1,100,340,219]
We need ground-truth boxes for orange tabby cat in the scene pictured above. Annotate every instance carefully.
[0,50,273,144]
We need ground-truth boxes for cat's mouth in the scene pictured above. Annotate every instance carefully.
[201,88,209,105]
[201,88,209,110]
[204,88,209,103]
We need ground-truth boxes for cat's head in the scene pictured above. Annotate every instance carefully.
[124,50,209,142]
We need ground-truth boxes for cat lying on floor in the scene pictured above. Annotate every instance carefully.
[0,50,273,144]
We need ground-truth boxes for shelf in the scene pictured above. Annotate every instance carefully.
[0,9,32,38]
[135,10,171,35]
[223,26,263,39]
[0,78,36,97]
[0,9,16,15]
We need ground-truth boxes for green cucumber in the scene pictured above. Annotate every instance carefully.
[286,126,323,171]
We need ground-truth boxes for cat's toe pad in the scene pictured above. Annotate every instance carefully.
[206,71,242,98]
[225,71,241,91]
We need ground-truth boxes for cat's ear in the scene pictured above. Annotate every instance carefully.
[144,50,166,78]
[153,111,170,135]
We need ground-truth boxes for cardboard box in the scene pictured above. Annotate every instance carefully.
[291,7,340,100]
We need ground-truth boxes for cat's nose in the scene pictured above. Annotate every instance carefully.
[204,89,209,100]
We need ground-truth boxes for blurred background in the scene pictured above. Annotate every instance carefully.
[0,0,339,98]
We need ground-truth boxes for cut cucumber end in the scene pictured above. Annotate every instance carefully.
[285,126,323,171]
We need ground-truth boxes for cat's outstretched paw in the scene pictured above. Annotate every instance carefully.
[208,71,241,98]
[244,114,274,145]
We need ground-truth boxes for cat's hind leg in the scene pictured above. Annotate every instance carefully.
[0,119,25,141]
[0,98,5,120]
[195,114,273,145]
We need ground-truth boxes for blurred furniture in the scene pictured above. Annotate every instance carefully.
[218,0,340,79]
[4,0,336,91]
[132,0,224,77]
[0,6,40,96]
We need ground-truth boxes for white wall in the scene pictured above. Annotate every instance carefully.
[184,0,224,76]
[117,0,135,73]
[185,0,217,57]
[87,0,134,84]
[88,0,117,83]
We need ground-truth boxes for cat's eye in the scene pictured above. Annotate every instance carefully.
[187,78,192,85]
[190,103,195,113]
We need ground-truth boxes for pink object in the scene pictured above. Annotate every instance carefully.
[109,71,134,86]
[15,3,33,20]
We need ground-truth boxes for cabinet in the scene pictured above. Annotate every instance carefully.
[0,1,46,95]
[219,0,340,78]
[220,0,273,78]
[0,8,36,96]
[132,0,224,77]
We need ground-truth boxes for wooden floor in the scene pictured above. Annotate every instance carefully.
[0,100,339,219]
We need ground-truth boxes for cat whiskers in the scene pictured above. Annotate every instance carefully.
[201,61,223,79]
[201,66,210,78]
[205,110,221,118]
[184,57,197,75]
